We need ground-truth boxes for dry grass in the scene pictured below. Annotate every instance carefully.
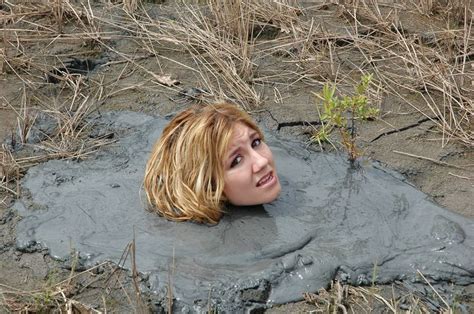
[0,81,115,200]
[1,264,102,313]
[0,148,20,198]
[106,0,304,109]
[0,1,119,198]
[0,242,149,313]
[336,1,473,146]
[1,0,108,87]
[304,274,458,314]
[123,0,261,109]
[0,5,149,312]
[404,0,470,22]
[85,0,471,149]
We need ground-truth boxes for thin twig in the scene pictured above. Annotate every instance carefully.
[448,172,472,180]
[416,270,451,310]
[393,150,466,170]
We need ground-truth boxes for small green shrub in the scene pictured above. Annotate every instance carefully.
[312,74,379,164]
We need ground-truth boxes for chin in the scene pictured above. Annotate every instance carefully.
[226,181,282,206]
[268,183,282,203]
[260,181,281,204]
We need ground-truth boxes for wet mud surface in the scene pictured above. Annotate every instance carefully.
[14,111,474,311]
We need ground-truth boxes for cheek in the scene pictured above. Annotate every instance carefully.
[223,167,252,196]
[223,175,241,204]
[223,173,237,197]
[224,171,244,190]
[223,175,232,192]
[262,145,274,164]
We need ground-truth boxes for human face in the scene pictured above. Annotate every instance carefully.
[223,123,281,206]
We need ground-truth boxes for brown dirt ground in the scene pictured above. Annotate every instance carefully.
[0,0,473,312]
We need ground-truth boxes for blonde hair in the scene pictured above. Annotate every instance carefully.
[144,103,263,224]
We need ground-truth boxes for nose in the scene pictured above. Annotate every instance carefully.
[251,150,269,173]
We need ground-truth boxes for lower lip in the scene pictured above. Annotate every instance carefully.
[257,174,277,188]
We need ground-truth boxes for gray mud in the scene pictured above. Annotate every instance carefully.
[14,111,474,312]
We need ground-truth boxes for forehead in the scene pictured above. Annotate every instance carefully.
[230,123,256,142]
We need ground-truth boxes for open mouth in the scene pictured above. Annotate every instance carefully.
[257,171,275,187]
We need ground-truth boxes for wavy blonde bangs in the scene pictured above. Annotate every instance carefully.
[143,103,263,224]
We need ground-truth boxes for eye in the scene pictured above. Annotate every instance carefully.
[251,138,261,148]
[230,155,242,168]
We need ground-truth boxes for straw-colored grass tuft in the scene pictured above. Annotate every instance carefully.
[333,0,473,147]
[304,277,459,313]
[0,242,149,313]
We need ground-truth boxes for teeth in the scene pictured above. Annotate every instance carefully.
[258,174,272,186]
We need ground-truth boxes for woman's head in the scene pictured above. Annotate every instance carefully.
[144,103,281,223]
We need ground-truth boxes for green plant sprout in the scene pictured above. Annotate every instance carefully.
[371,259,379,288]
[312,74,379,164]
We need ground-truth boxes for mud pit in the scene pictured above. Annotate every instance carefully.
[14,111,474,311]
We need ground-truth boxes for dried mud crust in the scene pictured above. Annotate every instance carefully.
[0,0,473,312]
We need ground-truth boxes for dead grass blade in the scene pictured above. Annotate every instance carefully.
[416,269,451,311]
[0,149,19,197]
[393,150,469,169]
